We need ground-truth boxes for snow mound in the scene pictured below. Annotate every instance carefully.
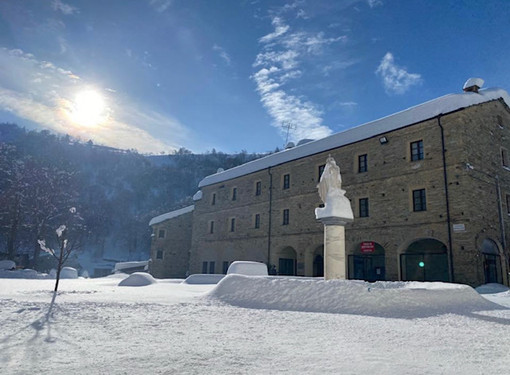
[118,272,157,287]
[208,275,506,318]
[183,274,224,284]
[227,261,268,276]
[0,269,48,279]
[0,260,15,270]
[106,273,130,279]
[60,267,78,279]
[476,283,510,294]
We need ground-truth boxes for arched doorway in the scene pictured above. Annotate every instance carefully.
[278,247,297,276]
[348,241,385,281]
[481,238,502,284]
[400,238,449,282]
[313,246,324,277]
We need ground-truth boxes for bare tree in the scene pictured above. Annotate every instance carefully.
[26,165,78,269]
[38,207,84,292]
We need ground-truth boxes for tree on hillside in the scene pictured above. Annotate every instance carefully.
[0,142,79,266]
[0,144,27,260]
[1,123,265,266]
[25,164,79,269]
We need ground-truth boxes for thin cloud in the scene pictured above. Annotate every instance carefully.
[254,50,299,70]
[327,100,358,112]
[368,0,383,8]
[212,44,231,66]
[52,0,79,15]
[281,0,304,12]
[296,9,309,20]
[337,101,358,107]
[149,0,173,13]
[58,36,68,54]
[301,33,347,54]
[259,17,290,44]
[0,48,187,153]
[322,59,358,77]
[376,52,422,94]
[252,15,347,143]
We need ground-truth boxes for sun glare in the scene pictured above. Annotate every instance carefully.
[70,90,107,127]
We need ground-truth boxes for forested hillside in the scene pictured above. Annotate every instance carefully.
[0,123,262,271]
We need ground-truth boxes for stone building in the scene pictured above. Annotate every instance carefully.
[148,205,194,278]
[151,82,510,287]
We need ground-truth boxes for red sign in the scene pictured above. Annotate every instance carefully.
[360,241,375,253]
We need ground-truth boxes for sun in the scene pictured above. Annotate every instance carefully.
[69,90,107,127]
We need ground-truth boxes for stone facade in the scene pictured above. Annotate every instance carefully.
[149,207,193,278]
[188,96,510,287]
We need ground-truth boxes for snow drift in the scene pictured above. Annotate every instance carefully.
[0,268,48,279]
[208,275,506,318]
[183,274,224,284]
[227,261,268,276]
[0,260,15,270]
[60,267,78,279]
[118,272,157,287]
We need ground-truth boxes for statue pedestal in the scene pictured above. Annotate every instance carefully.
[314,155,353,281]
[319,217,352,280]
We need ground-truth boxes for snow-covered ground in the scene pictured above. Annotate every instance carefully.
[1,274,509,375]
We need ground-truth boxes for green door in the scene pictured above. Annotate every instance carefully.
[279,258,296,276]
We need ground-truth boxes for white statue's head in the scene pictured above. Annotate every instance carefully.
[318,155,343,203]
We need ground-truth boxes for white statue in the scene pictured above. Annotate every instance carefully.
[315,155,354,221]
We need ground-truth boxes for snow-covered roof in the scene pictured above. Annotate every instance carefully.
[192,190,203,201]
[199,87,510,188]
[149,205,194,226]
[114,260,149,271]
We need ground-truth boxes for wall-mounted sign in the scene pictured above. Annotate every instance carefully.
[360,241,375,253]
[453,223,466,232]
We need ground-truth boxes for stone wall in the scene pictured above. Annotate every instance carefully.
[149,210,193,278]
[189,99,510,286]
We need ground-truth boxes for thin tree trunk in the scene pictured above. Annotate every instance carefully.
[32,239,41,270]
[54,238,66,292]
[7,218,18,261]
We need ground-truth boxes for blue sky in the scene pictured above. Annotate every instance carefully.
[1,0,509,154]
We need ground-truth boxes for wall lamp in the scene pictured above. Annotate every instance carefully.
[379,136,388,144]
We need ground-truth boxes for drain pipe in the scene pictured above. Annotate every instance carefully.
[438,116,455,282]
[267,167,273,267]
[495,175,506,249]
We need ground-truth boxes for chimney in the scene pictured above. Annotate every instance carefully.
[463,78,484,93]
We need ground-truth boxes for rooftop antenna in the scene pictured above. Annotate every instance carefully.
[282,121,296,148]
